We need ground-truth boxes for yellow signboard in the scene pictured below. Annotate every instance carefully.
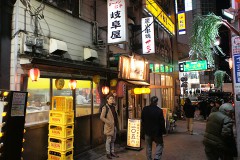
[178,12,186,34]
[145,0,175,35]
[127,119,141,148]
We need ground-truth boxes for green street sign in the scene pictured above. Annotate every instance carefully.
[179,60,207,72]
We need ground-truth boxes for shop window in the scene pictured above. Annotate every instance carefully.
[161,75,166,86]
[75,80,92,117]
[155,74,160,85]
[150,73,154,85]
[166,76,172,86]
[26,78,51,126]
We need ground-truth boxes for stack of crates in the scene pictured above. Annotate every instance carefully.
[48,96,74,160]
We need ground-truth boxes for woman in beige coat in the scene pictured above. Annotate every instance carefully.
[100,94,119,159]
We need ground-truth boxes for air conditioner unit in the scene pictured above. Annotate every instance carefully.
[49,38,68,55]
[84,48,98,61]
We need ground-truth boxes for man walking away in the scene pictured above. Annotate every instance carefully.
[141,96,166,160]
[100,94,119,159]
[203,103,237,160]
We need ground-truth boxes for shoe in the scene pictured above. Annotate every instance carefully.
[111,152,119,158]
[106,154,112,159]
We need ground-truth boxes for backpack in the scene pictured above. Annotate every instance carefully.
[100,104,109,118]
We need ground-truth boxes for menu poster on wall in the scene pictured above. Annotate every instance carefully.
[11,92,26,117]
[127,119,141,150]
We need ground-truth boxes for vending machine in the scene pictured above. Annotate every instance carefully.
[0,90,28,160]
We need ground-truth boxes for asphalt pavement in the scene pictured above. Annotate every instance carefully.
[77,119,208,160]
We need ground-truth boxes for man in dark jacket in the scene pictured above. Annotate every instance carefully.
[141,96,166,160]
[203,103,237,160]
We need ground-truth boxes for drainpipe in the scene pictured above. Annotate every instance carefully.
[0,0,17,89]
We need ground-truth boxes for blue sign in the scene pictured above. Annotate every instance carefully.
[234,54,240,83]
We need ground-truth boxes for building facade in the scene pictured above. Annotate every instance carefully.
[0,0,178,159]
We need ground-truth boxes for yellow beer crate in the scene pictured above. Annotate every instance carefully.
[49,111,74,125]
[52,96,73,112]
[48,148,73,160]
[48,136,73,151]
[49,124,74,138]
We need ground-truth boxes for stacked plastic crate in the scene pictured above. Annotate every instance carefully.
[48,96,74,160]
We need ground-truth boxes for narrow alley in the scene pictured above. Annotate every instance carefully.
[78,120,207,160]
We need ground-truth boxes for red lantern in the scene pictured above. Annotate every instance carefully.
[68,80,77,90]
[102,86,110,95]
[29,68,40,81]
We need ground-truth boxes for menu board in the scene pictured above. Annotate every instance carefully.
[11,92,26,117]
[127,119,141,149]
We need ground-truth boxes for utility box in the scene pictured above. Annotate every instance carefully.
[49,38,68,55]
[84,48,98,61]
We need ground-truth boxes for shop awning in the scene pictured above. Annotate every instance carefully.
[20,57,118,78]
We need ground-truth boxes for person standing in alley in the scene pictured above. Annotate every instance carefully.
[203,103,237,159]
[183,98,195,135]
[100,94,119,159]
[141,96,166,160]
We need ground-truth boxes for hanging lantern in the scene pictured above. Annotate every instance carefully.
[29,68,40,82]
[134,88,141,94]
[93,75,100,84]
[102,86,110,95]
[68,80,77,90]
[55,79,65,90]
[110,79,117,87]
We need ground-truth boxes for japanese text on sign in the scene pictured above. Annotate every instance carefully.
[127,119,141,148]
[107,0,127,44]
[142,17,155,54]
[145,0,175,35]
[178,12,186,35]
[11,92,26,117]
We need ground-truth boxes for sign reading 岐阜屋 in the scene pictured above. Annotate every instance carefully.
[145,0,175,35]
[179,60,208,72]
[107,0,127,44]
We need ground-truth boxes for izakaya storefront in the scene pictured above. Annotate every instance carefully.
[21,58,118,159]
[115,54,150,133]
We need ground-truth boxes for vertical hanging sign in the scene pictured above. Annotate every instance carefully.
[142,17,155,54]
[107,0,127,44]
[178,12,186,35]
